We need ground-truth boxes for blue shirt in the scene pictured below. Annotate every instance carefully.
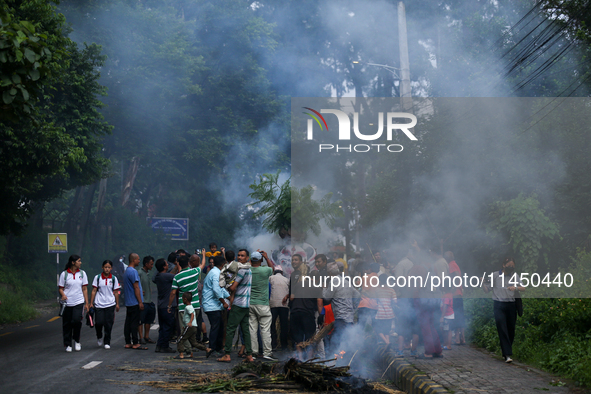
[124,266,144,307]
[202,266,230,312]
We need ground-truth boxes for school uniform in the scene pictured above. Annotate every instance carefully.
[92,273,121,346]
[58,269,88,347]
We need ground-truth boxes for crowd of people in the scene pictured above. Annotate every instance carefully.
[58,240,521,364]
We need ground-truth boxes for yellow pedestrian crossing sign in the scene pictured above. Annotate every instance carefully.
[48,233,68,253]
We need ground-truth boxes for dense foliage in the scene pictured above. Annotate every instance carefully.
[0,0,110,235]
[468,249,591,387]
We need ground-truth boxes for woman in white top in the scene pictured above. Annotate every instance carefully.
[90,260,121,349]
[58,255,89,352]
[483,257,526,363]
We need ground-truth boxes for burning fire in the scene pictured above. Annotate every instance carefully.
[334,350,346,359]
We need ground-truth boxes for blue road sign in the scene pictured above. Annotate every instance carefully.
[147,217,189,241]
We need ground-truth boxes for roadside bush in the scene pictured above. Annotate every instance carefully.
[0,286,37,324]
[466,296,591,387]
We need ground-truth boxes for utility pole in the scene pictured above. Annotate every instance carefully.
[398,2,412,109]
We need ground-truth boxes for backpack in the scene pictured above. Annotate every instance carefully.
[93,274,116,292]
[63,269,85,287]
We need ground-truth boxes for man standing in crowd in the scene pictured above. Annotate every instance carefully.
[430,245,449,343]
[167,252,178,273]
[249,250,277,361]
[218,249,254,363]
[431,246,449,289]
[202,255,230,358]
[269,264,290,351]
[167,253,205,353]
[138,255,155,345]
[394,248,419,357]
[153,258,176,353]
[124,253,146,350]
[284,253,321,360]
[322,264,359,352]
[357,262,380,328]
[190,253,209,345]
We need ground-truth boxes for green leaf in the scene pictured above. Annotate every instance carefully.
[19,86,29,101]
[11,74,21,84]
[2,90,15,104]
[24,48,35,63]
[19,21,35,33]
[29,69,40,81]
[0,51,7,63]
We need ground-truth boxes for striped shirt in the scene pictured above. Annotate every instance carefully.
[172,267,201,312]
[375,287,396,320]
[232,268,252,308]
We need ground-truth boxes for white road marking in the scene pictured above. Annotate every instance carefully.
[82,361,103,370]
[150,324,159,330]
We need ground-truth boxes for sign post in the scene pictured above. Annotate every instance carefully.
[48,233,68,301]
[146,217,189,241]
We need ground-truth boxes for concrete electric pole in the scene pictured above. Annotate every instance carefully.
[398,2,412,109]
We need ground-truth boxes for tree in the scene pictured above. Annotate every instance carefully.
[0,0,110,235]
[248,171,343,241]
[489,194,561,272]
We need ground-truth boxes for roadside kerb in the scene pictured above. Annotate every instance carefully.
[379,349,449,394]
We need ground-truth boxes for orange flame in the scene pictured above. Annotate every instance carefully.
[334,350,346,359]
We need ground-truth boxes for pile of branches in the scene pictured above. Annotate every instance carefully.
[186,358,363,392]
[284,358,354,391]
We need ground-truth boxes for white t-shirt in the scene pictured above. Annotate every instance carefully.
[92,274,121,308]
[59,269,88,307]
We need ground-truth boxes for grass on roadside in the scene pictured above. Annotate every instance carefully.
[0,286,38,324]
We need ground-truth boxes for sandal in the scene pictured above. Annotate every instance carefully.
[417,354,433,359]
[132,345,149,350]
[432,353,444,358]
[144,337,156,344]
[173,354,185,359]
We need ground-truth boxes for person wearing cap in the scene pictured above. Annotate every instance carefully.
[247,250,277,361]
[269,264,290,351]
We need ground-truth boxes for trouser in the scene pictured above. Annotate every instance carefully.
[249,305,272,357]
[62,303,83,347]
[357,307,376,328]
[178,310,200,348]
[124,305,141,345]
[433,308,444,345]
[418,308,442,355]
[205,310,224,352]
[95,305,116,345]
[329,319,353,352]
[178,326,197,353]
[290,311,315,345]
[494,300,517,357]
[197,308,206,340]
[174,308,180,337]
[224,306,251,355]
[157,306,176,349]
[271,307,289,349]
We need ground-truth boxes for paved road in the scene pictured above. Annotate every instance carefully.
[0,306,402,394]
[0,306,239,394]
[405,344,578,394]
